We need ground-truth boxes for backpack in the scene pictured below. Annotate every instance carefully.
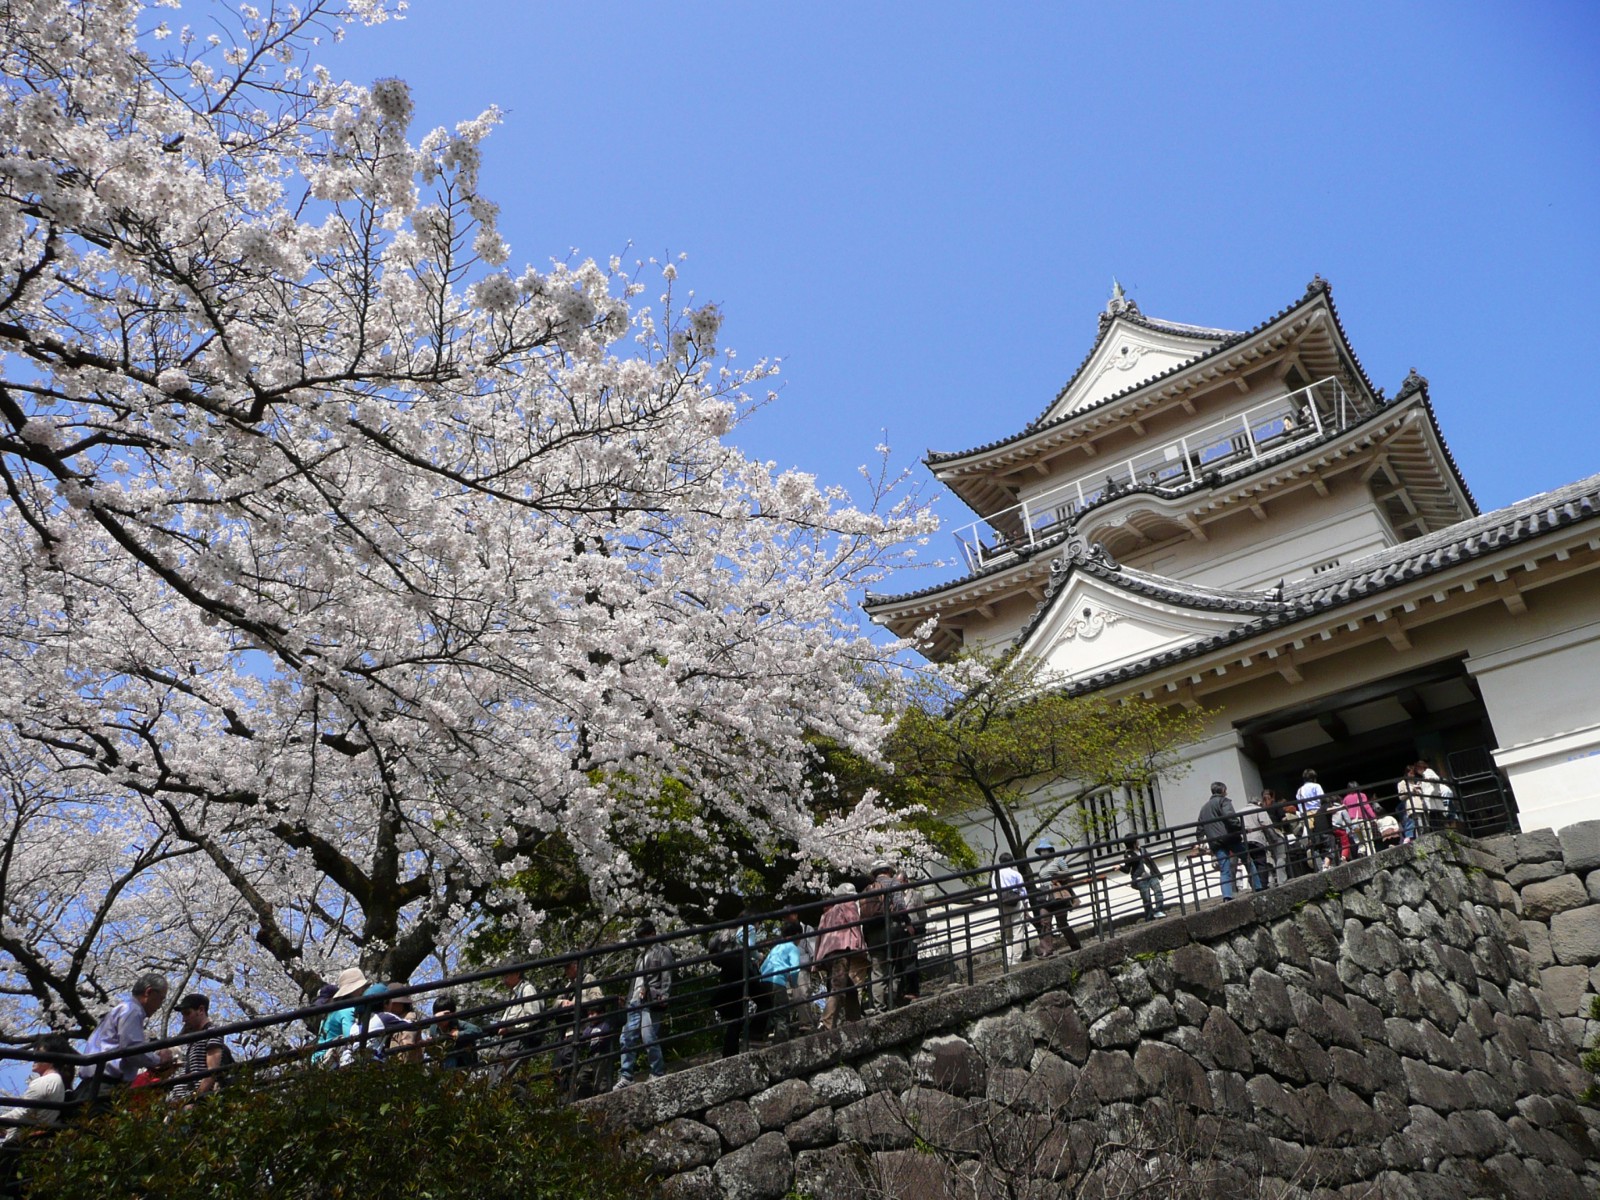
[857,885,887,924]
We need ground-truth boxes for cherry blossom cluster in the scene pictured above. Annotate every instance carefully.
[0,0,935,1027]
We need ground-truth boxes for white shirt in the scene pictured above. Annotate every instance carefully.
[994,865,1025,900]
[0,1071,65,1141]
[1295,782,1324,813]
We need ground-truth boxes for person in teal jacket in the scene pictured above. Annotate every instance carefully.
[761,921,810,1033]
[313,968,367,1064]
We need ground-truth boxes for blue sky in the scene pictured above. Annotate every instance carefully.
[328,1,1600,599]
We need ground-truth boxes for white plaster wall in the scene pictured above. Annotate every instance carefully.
[1157,729,1262,829]
[1468,621,1600,832]
[1118,481,1396,591]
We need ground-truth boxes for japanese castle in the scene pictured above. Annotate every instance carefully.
[865,279,1600,836]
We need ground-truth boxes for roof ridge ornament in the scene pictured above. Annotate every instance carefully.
[1396,368,1429,399]
[1060,529,1119,571]
[1304,274,1330,296]
[1100,278,1141,327]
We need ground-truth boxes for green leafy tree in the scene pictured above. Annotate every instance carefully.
[887,652,1208,869]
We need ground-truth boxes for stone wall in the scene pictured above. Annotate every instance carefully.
[1484,822,1600,1064]
[589,837,1600,1200]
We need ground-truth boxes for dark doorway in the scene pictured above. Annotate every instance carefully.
[1236,657,1516,833]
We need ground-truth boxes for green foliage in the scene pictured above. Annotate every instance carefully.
[19,1062,654,1200]
[1583,994,1600,1106]
[888,651,1209,862]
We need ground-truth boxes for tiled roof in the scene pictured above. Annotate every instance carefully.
[862,528,1070,610]
[1051,471,1600,695]
[926,278,1378,469]
[868,395,1412,610]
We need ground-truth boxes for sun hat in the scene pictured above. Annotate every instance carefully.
[331,967,369,1001]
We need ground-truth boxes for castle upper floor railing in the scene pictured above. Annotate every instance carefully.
[952,377,1355,574]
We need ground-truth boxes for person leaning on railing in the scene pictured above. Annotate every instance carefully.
[73,973,174,1108]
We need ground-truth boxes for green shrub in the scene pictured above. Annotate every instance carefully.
[17,1061,654,1199]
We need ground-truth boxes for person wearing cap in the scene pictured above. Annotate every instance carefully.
[427,995,482,1069]
[1032,841,1083,957]
[168,994,231,1104]
[314,967,367,1064]
[814,884,869,1030]
[75,973,173,1104]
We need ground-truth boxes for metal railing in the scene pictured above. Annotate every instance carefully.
[953,377,1354,572]
[0,765,1513,1145]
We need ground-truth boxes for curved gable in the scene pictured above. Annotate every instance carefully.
[1039,319,1227,424]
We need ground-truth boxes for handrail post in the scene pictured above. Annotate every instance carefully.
[1241,412,1256,460]
[739,923,750,1055]
[1180,436,1194,483]
[1021,498,1033,547]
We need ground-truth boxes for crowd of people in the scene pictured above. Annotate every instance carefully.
[2,772,1459,1167]
[1194,761,1459,901]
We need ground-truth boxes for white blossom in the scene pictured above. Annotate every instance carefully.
[0,0,936,1031]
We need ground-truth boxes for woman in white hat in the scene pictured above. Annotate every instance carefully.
[312,967,368,1064]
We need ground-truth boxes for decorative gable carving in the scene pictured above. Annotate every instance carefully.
[1041,320,1224,423]
[1017,562,1260,682]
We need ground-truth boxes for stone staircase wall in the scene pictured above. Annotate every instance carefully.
[588,836,1600,1200]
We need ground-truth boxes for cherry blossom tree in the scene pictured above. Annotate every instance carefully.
[0,0,932,1026]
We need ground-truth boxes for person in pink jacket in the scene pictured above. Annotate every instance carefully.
[1341,783,1379,859]
[815,885,869,1030]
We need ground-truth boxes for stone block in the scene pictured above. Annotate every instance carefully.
[1493,879,1521,915]
[637,1118,723,1172]
[1560,821,1600,874]
[1516,829,1565,864]
[783,1105,834,1149]
[793,1145,870,1200]
[910,1036,985,1097]
[858,1053,911,1094]
[1403,1058,1465,1112]
[1082,1049,1139,1102]
[968,1013,1033,1069]
[1169,943,1225,1001]
[1088,1005,1139,1049]
[712,1133,795,1200]
[1537,965,1592,1018]
[1070,967,1118,1024]
[1199,1009,1253,1073]
[1521,875,1590,922]
[1480,833,1518,871]
[1248,1030,1306,1084]
[1134,995,1176,1036]
[1549,905,1600,965]
[1522,920,1555,969]
[1245,1074,1311,1139]
[1508,860,1564,889]
[835,1092,915,1150]
[1026,994,1088,1064]
[1111,960,1155,1006]
[657,1167,719,1200]
[901,1086,983,1154]
[809,1065,865,1106]
[705,1100,760,1149]
[749,1078,818,1130]
[1589,870,1600,902]
[870,1148,960,1199]
[1132,1040,1210,1110]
